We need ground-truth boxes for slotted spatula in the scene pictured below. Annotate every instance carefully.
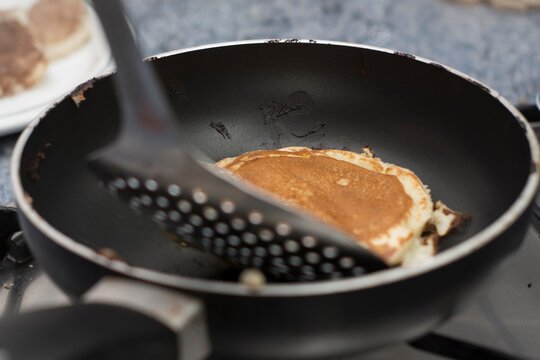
[89,0,387,281]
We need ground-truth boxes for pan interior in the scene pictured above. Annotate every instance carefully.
[19,42,533,282]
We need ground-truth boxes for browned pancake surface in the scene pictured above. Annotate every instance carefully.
[221,149,413,242]
[218,147,469,266]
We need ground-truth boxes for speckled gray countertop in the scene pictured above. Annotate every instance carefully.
[0,1,539,359]
[126,0,540,104]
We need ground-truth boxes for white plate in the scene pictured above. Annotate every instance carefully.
[0,3,113,136]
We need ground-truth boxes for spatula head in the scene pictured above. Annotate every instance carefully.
[90,142,387,281]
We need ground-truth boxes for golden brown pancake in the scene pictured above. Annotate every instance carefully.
[27,0,90,60]
[217,147,467,266]
[0,19,47,96]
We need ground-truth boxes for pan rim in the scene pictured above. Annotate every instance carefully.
[11,39,540,297]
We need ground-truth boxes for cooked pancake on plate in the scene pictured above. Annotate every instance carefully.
[0,19,48,97]
[27,0,90,60]
[217,147,467,266]
[0,9,19,21]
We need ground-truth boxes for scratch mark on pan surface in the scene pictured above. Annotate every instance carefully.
[259,102,304,125]
[210,121,231,140]
[259,90,314,148]
[259,90,313,125]
[292,122,327,138]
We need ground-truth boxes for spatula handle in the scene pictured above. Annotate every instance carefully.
[92,0,178,137]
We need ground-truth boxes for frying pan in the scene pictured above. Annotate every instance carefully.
[2,39,539,360]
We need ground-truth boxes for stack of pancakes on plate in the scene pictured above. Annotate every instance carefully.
[0,0,90,97]
[0,18,47,96]
[27,0,90,60]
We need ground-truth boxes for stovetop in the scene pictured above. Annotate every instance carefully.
[0,1,539,359]
[0,226,538,359]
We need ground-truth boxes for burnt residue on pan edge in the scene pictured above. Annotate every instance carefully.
[26,140,52,181]
[394,51,416,60]
[265,39,317,44]
[70,81,95,107]
[266,39,307,44]
[69,75,110,107]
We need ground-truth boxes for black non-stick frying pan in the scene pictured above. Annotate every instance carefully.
[1,39,538,360]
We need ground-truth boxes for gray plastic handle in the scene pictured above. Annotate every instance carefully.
[0,277,210,360]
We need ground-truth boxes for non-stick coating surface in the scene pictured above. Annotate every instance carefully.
[20,42,532,281]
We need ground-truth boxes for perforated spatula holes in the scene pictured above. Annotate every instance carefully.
[107,176,370,280]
